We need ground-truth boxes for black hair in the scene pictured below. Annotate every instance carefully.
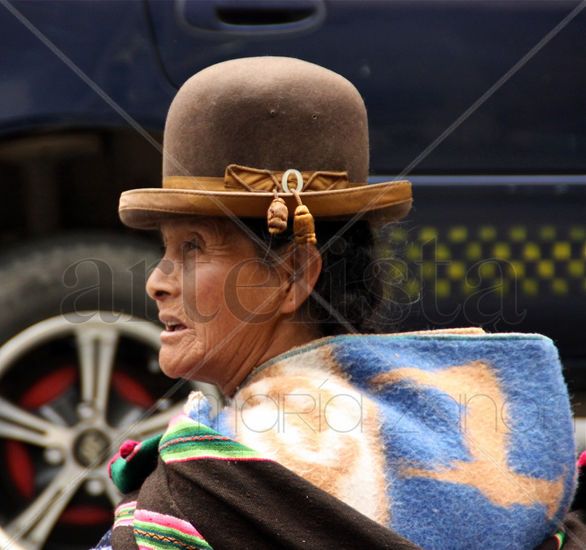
[240,217,396,336]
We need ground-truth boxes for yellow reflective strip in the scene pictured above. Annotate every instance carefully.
[419,226,438,242]
[466,242,482,260]
[569,226,586,240]
[422,263,436,279]
[448,226,468,243]
[462,280,477,295]
[568,260,584,278]
[522,279,538,296]
[447,261,466,280]
[552,242,571,260]
[478,261,496,278]
[494,281,508,296]
[552,279,568,295]
[391,227,408,242]
[540,225,556,240]
[509,225,527,242]
[493,242,511,259]
[436,243,451,261]
[537,260,555,279]
[479,226,497,241]
[406,243,422,261]
[405,279,420,298]
[508,261,525,278]
[523,243,540,261]
[436,279,450,298]
[391,262,408,279]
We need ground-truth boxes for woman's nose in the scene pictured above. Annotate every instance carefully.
[146,258,179,301]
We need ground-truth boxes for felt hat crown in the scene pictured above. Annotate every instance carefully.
[118,56,412,230]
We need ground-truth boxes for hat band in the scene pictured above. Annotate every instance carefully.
[163,164,360,194]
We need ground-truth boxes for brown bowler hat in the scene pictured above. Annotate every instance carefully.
[118,57,412,231]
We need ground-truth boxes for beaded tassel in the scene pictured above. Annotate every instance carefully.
[292,191,317,245]
[267,193,288,235]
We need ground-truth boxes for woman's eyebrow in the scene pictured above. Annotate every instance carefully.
[188,220,228,245]
[184,227,207,241]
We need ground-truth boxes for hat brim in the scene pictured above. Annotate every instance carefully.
[119,180,412,230]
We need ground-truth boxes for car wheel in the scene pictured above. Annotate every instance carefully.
[0,236,216,550]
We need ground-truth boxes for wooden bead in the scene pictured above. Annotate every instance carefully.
[267,197,288,234]
[293,204,317,245]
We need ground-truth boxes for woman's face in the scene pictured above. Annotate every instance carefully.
[146,218,286,390]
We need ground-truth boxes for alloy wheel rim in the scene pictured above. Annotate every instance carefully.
[0,311,197,550]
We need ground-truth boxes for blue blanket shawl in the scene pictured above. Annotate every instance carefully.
[198,331,576,549]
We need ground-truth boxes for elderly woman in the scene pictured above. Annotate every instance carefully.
[100,57,577,550]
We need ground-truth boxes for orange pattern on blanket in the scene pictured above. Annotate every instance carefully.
[230,346,390,525]
[370,361,564,518]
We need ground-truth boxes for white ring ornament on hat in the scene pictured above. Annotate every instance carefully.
[281,169,304,193]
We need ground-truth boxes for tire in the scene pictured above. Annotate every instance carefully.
[0,234,215,550]
[0,233,160,343]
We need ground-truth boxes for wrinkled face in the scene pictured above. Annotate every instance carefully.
[146,219,285,387]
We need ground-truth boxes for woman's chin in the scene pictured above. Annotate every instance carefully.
[158,348,203,380]
[158,364,182,379]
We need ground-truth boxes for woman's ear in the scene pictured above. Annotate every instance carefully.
[279,244,322,316]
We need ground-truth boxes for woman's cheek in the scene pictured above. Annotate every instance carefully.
[183,263,224,323]
[230,263,282,320]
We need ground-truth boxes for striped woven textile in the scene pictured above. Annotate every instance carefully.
[158,414,266,463]
[105,410,416,550]
[133,509,213,550]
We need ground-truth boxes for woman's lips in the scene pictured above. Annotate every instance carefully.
[160,324,187,343]
[159,314,188,340]
[164,323,187,332]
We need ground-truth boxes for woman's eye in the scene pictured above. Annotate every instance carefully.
[182,240,202,254]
